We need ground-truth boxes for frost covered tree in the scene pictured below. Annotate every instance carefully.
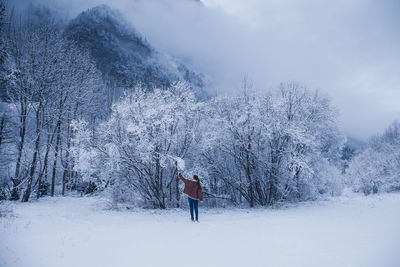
[72,82,201,208]
[6,11,73,201]
[0,6,104,201]
[348,121,400,195]
[199,81,344,207]
[199,79,265,206]
[57,44,104,197]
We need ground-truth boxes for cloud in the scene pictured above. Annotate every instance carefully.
[10,0,400,140]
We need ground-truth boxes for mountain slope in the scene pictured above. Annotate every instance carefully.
[64,5,205,96]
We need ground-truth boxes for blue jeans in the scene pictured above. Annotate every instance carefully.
[188,197,199,220]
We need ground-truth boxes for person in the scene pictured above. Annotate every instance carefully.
[178,170,203,222]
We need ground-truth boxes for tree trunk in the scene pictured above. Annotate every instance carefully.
[0,114,5,148]
[23,106,41,202]
[160,169,165,208]
[62,123,72,196]
[51,118,61,197]
[61,165,68,196]
[10,177,21,201]
[61,102,79,196]
[175,169,181,208]
[245,143,254,207]
[37,126,56,199]
[268,146,280,205]
[14,96,27,181]
[295,167,301,200]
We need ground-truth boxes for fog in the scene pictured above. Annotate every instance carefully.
[10,0,400,140]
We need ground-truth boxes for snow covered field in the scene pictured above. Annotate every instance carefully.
[1,193,399,267]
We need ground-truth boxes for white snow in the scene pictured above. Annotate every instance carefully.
[1,193,400,267]
[176,157,186,171]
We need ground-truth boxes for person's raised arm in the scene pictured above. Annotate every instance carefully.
[177,171,189,184]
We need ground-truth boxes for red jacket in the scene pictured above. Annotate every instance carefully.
[178,173,203,201]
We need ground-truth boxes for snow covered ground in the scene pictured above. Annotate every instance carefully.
[1,193,399,267]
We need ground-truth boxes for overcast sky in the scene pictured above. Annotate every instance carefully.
[11,0,400,140]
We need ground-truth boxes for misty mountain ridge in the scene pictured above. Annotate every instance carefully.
[64,5,206,98]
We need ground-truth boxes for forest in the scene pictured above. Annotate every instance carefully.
[1,2,399,208]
